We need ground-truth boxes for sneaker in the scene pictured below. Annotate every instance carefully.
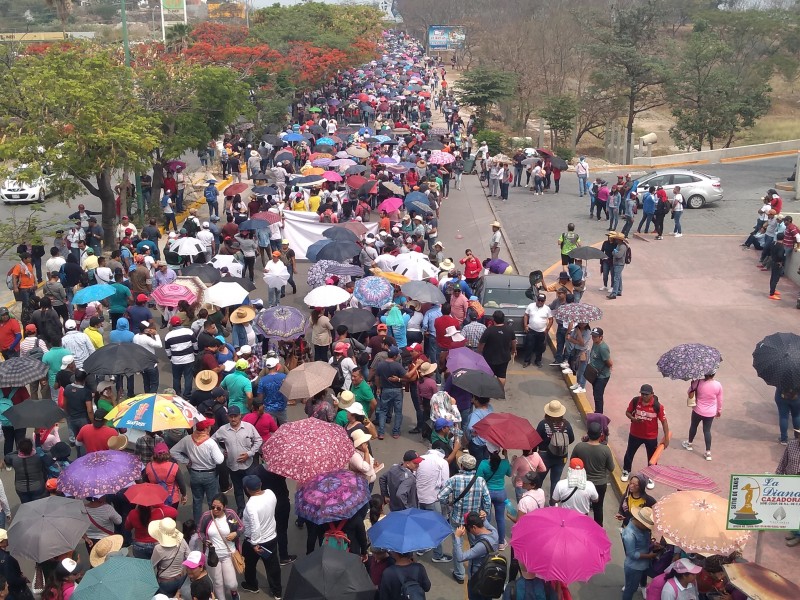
[279,555,297,565]
[780,439,789,445]
[570,383,580,390]
[498,543,507,551]
[675,233,682,238]
[607,294,617,300]
[787,537,800,547]
[559,361,570,368]
[562,368,573,374]
[408,428,421,434]
[681,440,693,451]
[769,294,781,300]
[549,361,562,366]
[574,386,586,393]
[620,470,630,482]
[432,554,453,563]
[656,236,663,240]
[451,572,465,584]
[646,479,655,490]
[705,452,712,461]
[240,583,259,594]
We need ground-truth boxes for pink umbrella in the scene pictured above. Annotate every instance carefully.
[322,171,343,182]
[641,464,721,493]
[510,507,612,585]
[378,197,403,213]
[151,283,197,307]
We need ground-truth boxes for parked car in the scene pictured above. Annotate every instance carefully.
[1,165,51,204]
[633,169,723,209]
[480,274,534,348]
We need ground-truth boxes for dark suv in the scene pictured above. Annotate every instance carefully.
[480,274,534,348]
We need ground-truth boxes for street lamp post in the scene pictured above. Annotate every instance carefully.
[120,0,145,224]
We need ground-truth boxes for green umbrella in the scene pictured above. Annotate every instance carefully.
[72,556,158,600]
[308,106,322,113]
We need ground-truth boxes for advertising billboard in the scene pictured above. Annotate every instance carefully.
[427,26,466,51]
[727,474,800,531]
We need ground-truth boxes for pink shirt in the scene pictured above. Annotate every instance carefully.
[689,379,723,418]
[243,412,278,444]
[449,293,469,324]
[511,453,546,487]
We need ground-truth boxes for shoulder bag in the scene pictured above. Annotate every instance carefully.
[213,517,244,574]
[583,364,599,385]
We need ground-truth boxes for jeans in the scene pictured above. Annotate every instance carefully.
[170,362,194,396]
[776,392,800,442]
[533,176,544,193]
[176,189,185,213]
[760,236,775,263]
[592,376,609,414]
[611,264,624,296]
[452,524,466,580]
[116,374,134,398]
[488,178,499,196]
[555,325,567,362]
[592,483,607,526]
[409,383,423,429]
[523,330,546,365]
[232,324,249,348]
[132,541,156,559]
[538,452,566,501]
[489,489,507,544]
[622,566,647,600]
[268,286,281,307]
[637,213,654,233]
[673,211,683,233]
[688,411,715,451]
[601,261,611,288]
[575,358,587,387]
[243,538,282,597]
[419,502,446,558]
[621,215,634,238]
[499,182,509,200]
[230,464,257,514]
[622,434,658,472]
[68,417,90,457]
[189,469,220,523]
[468,441,489,465]
[377,388,403,436]
[608,208,619,230]
[513,166,523,186]
[157,576,186,597]
[243,256,256,282]
[426,337,441,383]
[142,365,159,393]
[207,201,219,218]
[578,175,587,196]
[267,409,287,426]
[164,213,177,232]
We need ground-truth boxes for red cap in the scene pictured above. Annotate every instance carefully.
[407,343,422,353]
[377,324,388,332]
[569,458,584,470]
[195,418,216,431]
[136,294,149,303]
[25,323,37,333]
[169,316,182,326]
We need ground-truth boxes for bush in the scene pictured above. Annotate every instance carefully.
[555,146,575,162]
[474,129,506,155]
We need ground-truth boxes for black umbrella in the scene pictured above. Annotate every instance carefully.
[181,263,222,285]
[345,165,369,175]
[0,357,48,386]
[753,332,800,390]
[451,368,506,399]
[83,343,161,377]
[294,175,326,187]
[549,156,568,171]
[401,280,446,304]
[421,141,444,150]
[4,398,66,429]
[323,226,360,243]
[252,185,278,196]
[239,219,270,231]
[314,240,361,263]
[8,496,90,563]
[221,275,257,292]
[314,145,334,153]
[568,246,607,261]
[285,546,375,600]
[309,125,325,136]
[331,308,376,334]
[275,151,294,164]
[262,134,281,145]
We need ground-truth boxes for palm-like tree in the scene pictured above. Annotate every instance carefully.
[45,0,73,37]
[165,23,192,54]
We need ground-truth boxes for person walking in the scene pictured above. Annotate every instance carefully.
[682,370,723,461]
[620,384,670,487]
[607,233,628,300]
[671,186,684,237]
[557,224,580,267]
[240,475,282,598]
[534,401,575,501]
[476,451,512,549]
[197,494,243,600]
[587,327,612,414]
[570,422,615,525]
[477,310,516,389]
[575,156,589,196]
[521,292,552,368]
[637,186,656,234]
[551,458,598,515]
[621,506,661,600]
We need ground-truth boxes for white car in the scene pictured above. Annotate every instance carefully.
[1,166,51,204]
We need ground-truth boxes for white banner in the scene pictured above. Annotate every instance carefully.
[727,474,800,531]
[282,210,378,261]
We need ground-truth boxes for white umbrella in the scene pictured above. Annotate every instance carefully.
[205,281,249,307]
[264,272,290,289]
[211,254,243,278]
[169,237,205,256]
[303,285,351,308]
[390,252,439,280]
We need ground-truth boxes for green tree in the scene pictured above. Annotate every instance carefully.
[0,46,159,248]
[44,0,72,36]
[539,94,578,149]
[165,23,192,54]
[453,67,516,129]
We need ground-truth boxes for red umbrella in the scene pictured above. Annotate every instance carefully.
[418,91,431,98]
[261,418,354,482]
[124,483,168,507]
[151,283,197,307]
[472,413,542,450]
[357,93,369,102]
[340,221,368,236]
[165,160,186,171]
[346,175,367,189]
[251,211,282,225]
[224,182,249,196]
[536,148,554,157]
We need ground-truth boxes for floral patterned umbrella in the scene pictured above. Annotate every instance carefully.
[428,151,455,165]
[307,260,362,289]
[58,450,143,498]
[657,343,722,381]
[554,303,603,323]
[262,419,354,482]
[353,276,394,308]
[295,469,370,524]
[254,306,307,340]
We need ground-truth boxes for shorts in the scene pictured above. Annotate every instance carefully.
[489,361,508,379]
[560,253,573,265]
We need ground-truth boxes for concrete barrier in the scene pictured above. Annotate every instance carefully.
[632,140,800,167]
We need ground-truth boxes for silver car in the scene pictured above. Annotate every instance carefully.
[633,169,723,209]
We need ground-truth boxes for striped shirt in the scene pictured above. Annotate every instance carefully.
[164,327,195,365]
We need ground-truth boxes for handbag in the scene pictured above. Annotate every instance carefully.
[584,364,599,385]
[687,380,699,408]
[213,516,244,574]
[206,543,219,568]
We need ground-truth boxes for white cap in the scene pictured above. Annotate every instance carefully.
[202,222,209,228]
[239,345,252,354]
[61,355,75,368]
[265,357,279,369]
[64,319,77,331]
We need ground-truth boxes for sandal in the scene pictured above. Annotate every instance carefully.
[287,400,297,406]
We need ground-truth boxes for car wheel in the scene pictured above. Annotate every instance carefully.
[687,194,704,209]
[37,189,44,203]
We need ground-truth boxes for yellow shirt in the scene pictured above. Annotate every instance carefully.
[308,195,321,213]
[83,256,99,271]
[292,198,307,211]
[85,326,105,349]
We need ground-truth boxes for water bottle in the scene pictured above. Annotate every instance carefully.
[504,498,517,518]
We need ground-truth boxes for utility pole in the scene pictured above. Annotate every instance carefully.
[121,0,144,223]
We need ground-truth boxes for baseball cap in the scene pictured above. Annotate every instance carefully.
[569,458,584,470]
[265,357,279,369]
[243,475,262,491]
[239,345,252,354]
[387,346,400,358]
[235,359,248,370]
[0,529,7,542]
[558,271,569,280]
[89,316,103,327]
[334,341,349,354]
[377,324,388,332]
[64,319,77,331]
[203,222,209,228]
[403,450,424,464]
[536,293,546,301]
[169,316,182,326]
[136,293,149,303]
[434,418,453,431]
[668,558,702,574]
[407,343,422,353]
[154,442,169,455]
[640,384,654,394]
[25,323,36,333]
[182,551,205,569]
[590,327,603,336]
[60,355,75,368]
[227,405,242,416]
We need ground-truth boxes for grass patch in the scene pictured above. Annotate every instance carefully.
[735,115,800,146]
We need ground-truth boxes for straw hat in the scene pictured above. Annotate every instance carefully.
[89,534,124,567]
[338,390,355,409]
[195,370,218,392]
[632,506,655,530]
[230,305,256,324]
[418,362,437,377]
[438,258,455,271]
[148,518,184,548]
[107,435,128,451]
[491,221,501,229]
[543,400,566,418]
[416,160,427,168]
[351,429,372,448]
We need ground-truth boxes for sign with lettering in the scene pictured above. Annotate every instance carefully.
[427,26,466,51]
[727,474,800,531]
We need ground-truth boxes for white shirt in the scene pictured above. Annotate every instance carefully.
[660,578,698,600]
[243,490,277,544]
[524,303,552,332]
[551,479,598,515]
[95,266,113,285]
[116,223,138,241]
[415,449,450,504]
[490,230,501,248]
[326,120,337,134]
[45,256,65,275]
[672,193,684,213]
[133,332,162,367]
[329,355,357,390]
[163,197,174,214]
[197,229,215,250]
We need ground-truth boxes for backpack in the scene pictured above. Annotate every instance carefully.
[624,246,632,265]
[547,424,570,457]
[26,337,44,361]
[321,521,349,551]
[147,462,177,500]
[627,395,661,419]
[645,573,679,600]
[161,195,170,209]
[472,539,507,598]
[5,268,13,290]
[0,389,17,428]
[204,186,218,202]
[331,356,346,392]
[400,579,426,600]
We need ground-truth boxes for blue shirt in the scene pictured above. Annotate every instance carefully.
[621,520,652,571]
[257,373,287,413]
[642,192,657,215]
[421,306,442,336]
[467,406,495,447]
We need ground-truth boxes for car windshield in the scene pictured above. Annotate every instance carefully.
[483,286,530,308]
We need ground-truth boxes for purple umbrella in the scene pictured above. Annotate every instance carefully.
[295,469,370,524]
[311,158,332,167]
[353,276,394,308]
[446,347,493,375]
[58,450,142,498]
[377,156,397,164]
[254,306,308,340]
[657,343,722,381]
[327,98,341,106]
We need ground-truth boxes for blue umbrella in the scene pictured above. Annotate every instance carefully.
[405,200,433,214]
[306,239,334,263]
[238,219,270,231]
[283,132,304,142]
[405,191,429,206]
[316,137,336,146]
[252,185,277,196]
[72,556,158,600]
[368,508,452,553]
[72,284,115,305]
[353,276,394,308]
[358,127,374,135]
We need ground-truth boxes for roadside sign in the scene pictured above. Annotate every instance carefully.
[727,474,800,531]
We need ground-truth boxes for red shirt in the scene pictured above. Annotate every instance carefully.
[434,315,461,349]
[76,424,118,453]
[627,396,666,440]
[2,387,29,406]
[460,256,482,280]
[0,319,21,352]
[782,223,799,249]
[124,504,178,542]
[771,195,783,215]
[243,411,278,444]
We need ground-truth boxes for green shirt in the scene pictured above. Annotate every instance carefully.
[589,341,611,378]
[108,283,132,315]
[42,347,71,388]
[335,409,349,427]
[476,458,512,491]
[559,231,580,256]
[351,380,374,415]
[221,371,252,412]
